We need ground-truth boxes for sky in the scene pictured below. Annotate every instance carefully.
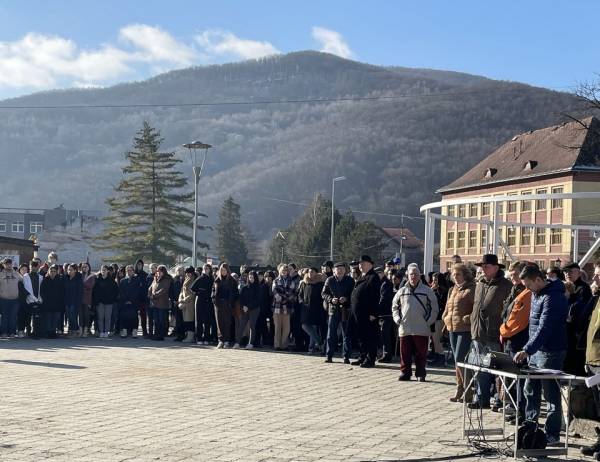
[0,0,598,100]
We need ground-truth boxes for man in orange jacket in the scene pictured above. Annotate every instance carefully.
[499,261,532,421]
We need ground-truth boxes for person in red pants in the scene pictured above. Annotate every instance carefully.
[392,264,439,382]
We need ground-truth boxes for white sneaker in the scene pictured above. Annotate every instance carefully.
[196,341,203,345]
[82,328,89,338]
[233,343,240,349]
[203,341,209,345]
[17,331,25,338]
[216,341,224,349]
[223,342,230,348]
[131,329,137,338]
[245,343,254,350]
[120,329,127,338]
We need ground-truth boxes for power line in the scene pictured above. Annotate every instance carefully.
[0,86,554,110]
[260,196,424,220]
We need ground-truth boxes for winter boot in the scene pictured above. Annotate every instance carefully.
[450,367,464,402]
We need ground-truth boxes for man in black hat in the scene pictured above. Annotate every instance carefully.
[563,261,592,375]
[468,254,512,409]
[321,261,334,279]
[350,255,382,368]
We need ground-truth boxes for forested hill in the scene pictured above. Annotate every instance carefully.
[0,51,581,241]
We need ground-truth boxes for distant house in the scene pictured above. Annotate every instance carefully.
[437,116,600,271]
[381,227,423,267]
[0,236,38,267]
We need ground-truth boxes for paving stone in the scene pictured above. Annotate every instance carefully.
[0,337,592,461]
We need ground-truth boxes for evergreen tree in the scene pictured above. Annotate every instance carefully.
[268,194,339,268]
[338,221,386,263]
[216,196,248,265]
[95,121,201,265]
[268,197,385,267]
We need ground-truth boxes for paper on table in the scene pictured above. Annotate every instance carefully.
[586,373,600,388]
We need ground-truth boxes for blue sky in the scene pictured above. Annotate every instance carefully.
[0,0,598,99]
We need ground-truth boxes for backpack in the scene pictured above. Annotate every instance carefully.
[517,420,547,450]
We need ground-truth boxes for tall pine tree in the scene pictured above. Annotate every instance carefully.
[268,196,385,266]
[216,196,248,265]
[95,121,202,265]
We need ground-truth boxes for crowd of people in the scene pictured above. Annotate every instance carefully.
[1,250,600,455]
[441,253,600,455]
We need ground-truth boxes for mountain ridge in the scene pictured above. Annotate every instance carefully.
[0,51,582,250]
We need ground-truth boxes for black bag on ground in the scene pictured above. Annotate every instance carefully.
[517,420,547,450]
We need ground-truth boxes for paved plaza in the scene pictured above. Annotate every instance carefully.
[0,338,592,461]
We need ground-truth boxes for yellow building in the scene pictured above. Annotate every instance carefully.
[436,116,600,271]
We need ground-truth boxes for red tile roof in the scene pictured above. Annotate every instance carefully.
[382,227,423,248]
[438,116,600,193]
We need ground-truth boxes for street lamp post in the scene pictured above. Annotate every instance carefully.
[330,176,346,261]
[183,141,212,268]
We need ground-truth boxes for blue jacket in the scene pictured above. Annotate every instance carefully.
[64,273,83,307]
[524,279,568,355]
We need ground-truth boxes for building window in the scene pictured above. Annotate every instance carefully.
[30,222,43,234]
[507,227,516,246]
[469,230,477,249]
[536,188,547,211]
[12,222,24,233]
[447,232,455,249]
[446,261,453,271]
[0,221,5,232]
[551,228,562,245]
[534,260,547,270]
[457,231,466,249]
[521,191,532,212]
[458,205,466,218]
[551,186,564,209]
[494,199,503,215]
[480,229,487,249]
[447,205,455,217]
[521,227,531,246]
[469,203,478,217]
[481,201,490,216]
[535,228,546,245]
[507,195,518,214]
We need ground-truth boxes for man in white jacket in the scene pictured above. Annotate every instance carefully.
[22,260,44,338]
[392,264,438,382]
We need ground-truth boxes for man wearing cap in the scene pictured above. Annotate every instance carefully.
[0,258,22,337]
[563,262,592,375]
[468,254,512,409]
[350,255,382,368]
[322,262,355,363]
[392,264,438,381]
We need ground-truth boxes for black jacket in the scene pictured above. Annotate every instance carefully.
[240,282,261,311]
[379,277,394,316]
[322,274,354,317]
[93,276,119,305]
[259,281,272,314]
[299,277,325,325]
[351,268,382,319]
[119,276,142,306]
[191,273,214,305]
[41,275,65,313]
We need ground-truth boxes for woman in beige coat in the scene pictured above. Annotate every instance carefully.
[442,263,475,402]
[178,267,197,343]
